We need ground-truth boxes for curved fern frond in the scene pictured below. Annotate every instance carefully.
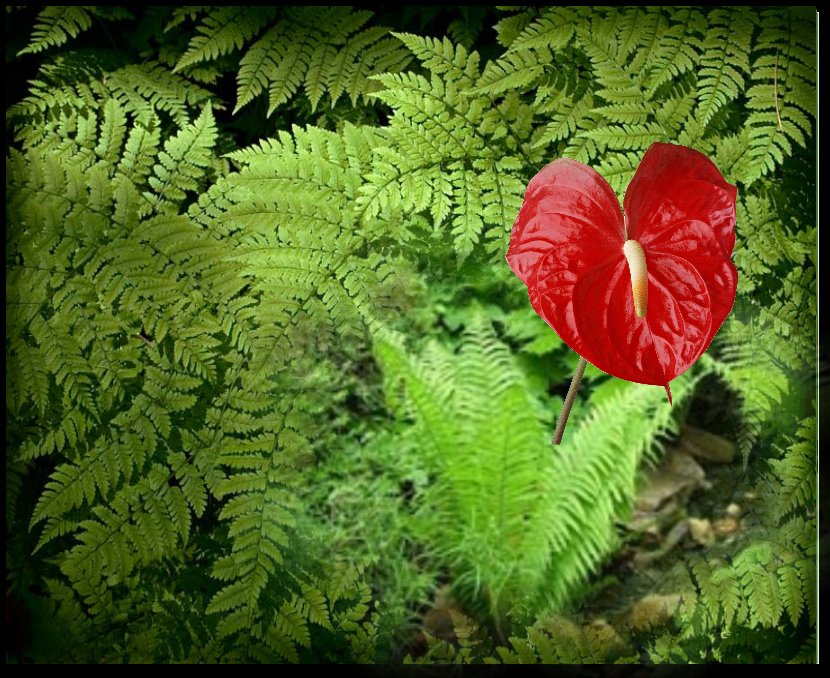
[173,6,276,73]
[694,8,754,131]
[18,6,132,56]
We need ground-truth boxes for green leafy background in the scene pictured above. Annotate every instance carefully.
[5,5,816,664]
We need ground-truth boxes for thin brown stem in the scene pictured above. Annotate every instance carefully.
[774,49,783,132]
[552,356,587,445]
[136,332,155,349]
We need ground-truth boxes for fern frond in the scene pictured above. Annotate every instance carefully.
[738,7,816,184]
[768,417,816,520]
[18,6,132,56]
[376,320,708,623]
[642,8,706,96]
[492,7,540,48]
[694,8,754,131]
[8,62,217,146]
[733,193,811,293]
[147,105,217,213]
[174,6,276,73]
[537,367,703,611]
[475,48,547,95]
[709,317,792,461]
[361,34,534,260]
[219,7,413,114]
[505,6,580,53]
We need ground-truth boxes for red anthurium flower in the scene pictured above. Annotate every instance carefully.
[507,143,737,440]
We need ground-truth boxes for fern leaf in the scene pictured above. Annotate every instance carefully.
[769,417,816,519]
[229,8,411,115]
[694,8,754,130]
[174,6,275,72]
[147,105,217,213]
[505,7,579,52]
[738,8,816,184]
[18,6,131,56]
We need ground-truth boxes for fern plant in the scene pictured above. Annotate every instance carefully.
[359,33,536,259]
[15,5,133,55]
[6,64,398,663]
[645,415,816,664]
[168,6,413,115]
[374,319,708,629]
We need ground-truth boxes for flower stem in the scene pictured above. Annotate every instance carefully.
[552,356,587,445]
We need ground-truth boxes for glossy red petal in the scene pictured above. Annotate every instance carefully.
[507,144,737,393]
[646,218,738,351]
[570,254,712,385]
[506,159,623,284]
[507,159,624,362]
[624,142,737,256]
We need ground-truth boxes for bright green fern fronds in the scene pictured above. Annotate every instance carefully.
[196,123,413,361]
[375,320,707,625]
[8,61,218,147]
[535,365,703,613]
[7,78,392,661]
[375,321,554,623]
[241,7,411,114]
[492,7,540,49]
[7,99,232,559]
[18,6,133,56]
[146,105,217,213]
[172,6,276,73]
[361,33,535,259]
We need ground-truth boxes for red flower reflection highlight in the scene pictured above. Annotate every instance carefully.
[506,143,738,400]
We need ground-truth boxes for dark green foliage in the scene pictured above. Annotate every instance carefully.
[17,6,133,56]
[6,5,816,664]
[169,6,413,115]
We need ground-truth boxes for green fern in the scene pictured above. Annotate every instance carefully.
[361,34,535,259]
[694,8,754,131]
[6,73,392,662]
[172,6,276,73]
[8,61,218,146]
[738,7,816,185]
[169,6,412,115]
[406,612,636,664]
[650,413,816,662]
[710,317,791,461]
[768,417,816,522]
[6,6,816,664]
[18,6,133,56]
[375,320,707,624]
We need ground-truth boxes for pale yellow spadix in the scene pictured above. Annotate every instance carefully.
[623,239,648,318]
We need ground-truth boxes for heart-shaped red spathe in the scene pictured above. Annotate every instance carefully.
[506,142,737,396]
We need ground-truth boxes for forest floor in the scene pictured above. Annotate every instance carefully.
[412,394,756,661]
[579,428,753,641]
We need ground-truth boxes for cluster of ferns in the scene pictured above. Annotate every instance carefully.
[6,6,815,663]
